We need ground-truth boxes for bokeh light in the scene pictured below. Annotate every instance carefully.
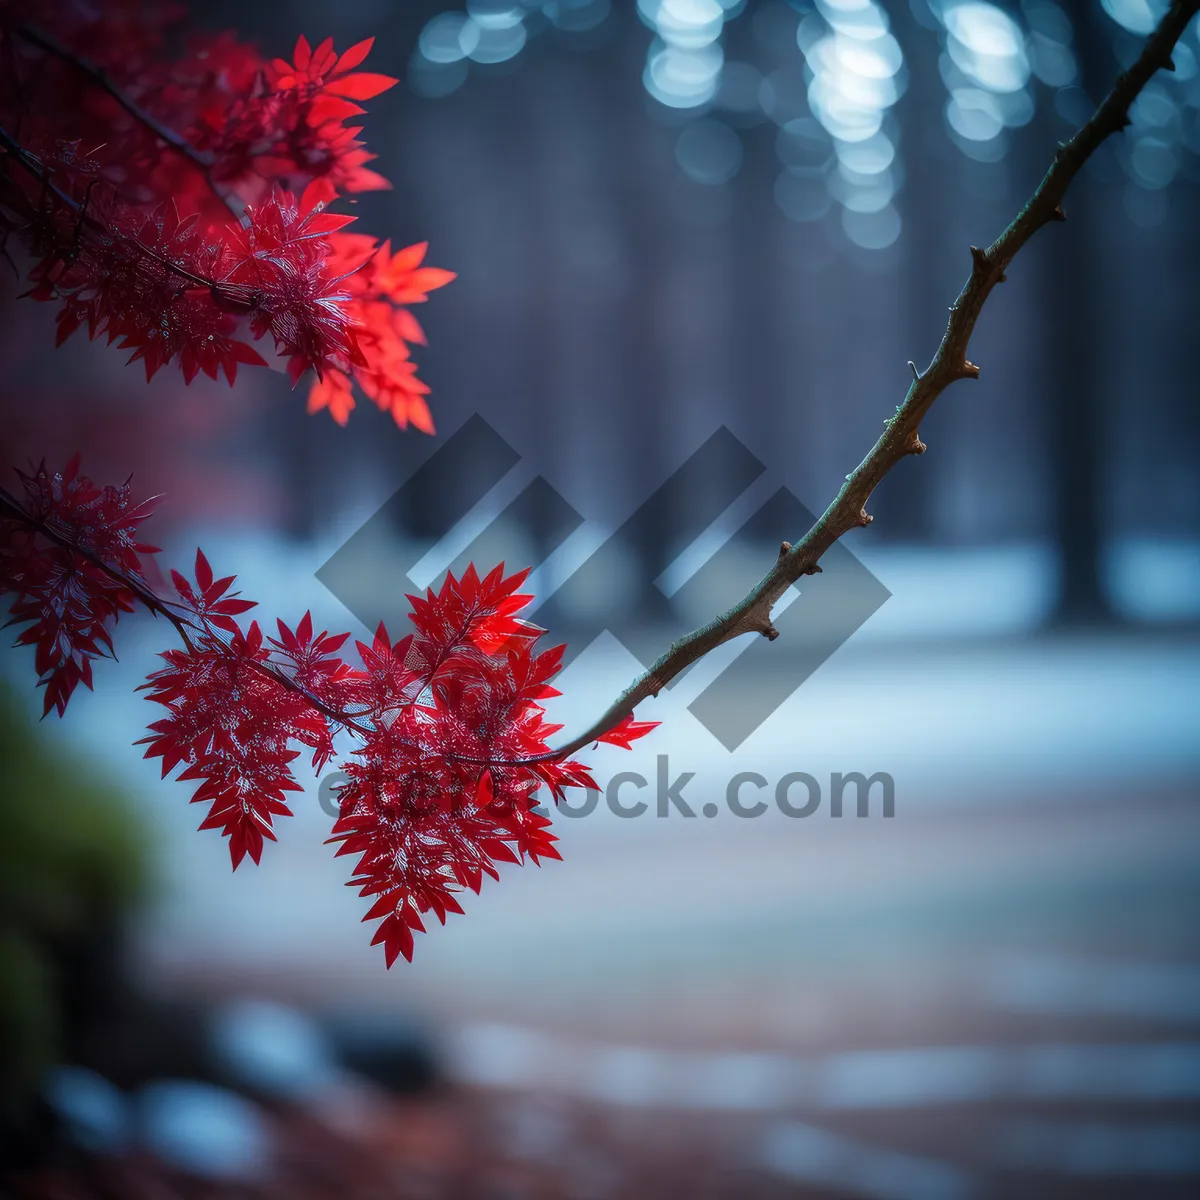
[841,200,901,249]
[1101,0,1169,37]
[639,0,734,108]
[419,12,480,64]
[675,118,744,183]
[405,0,1198,250]
[944,2,1031,93]
[794,1,906,247]
[644,39,724,109]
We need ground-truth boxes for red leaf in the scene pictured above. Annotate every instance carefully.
[326,72,398,100]
[194,549,213,593]
[310,36,337,77]
[597,714,661,751]
[335,37,376,74]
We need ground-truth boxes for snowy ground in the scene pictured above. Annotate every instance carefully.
[10,531,1200,1196]
[7,532,1196,1006]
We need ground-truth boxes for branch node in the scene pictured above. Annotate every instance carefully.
[970,244,989,272]
[1052,204,1067,222]
[802,563,823,576]
[1164,55,1176,72]
[761,624,780,641]
[907,430,927,455]
[857,509,873,527]
[779,540,792,557]
[961,360,981,379]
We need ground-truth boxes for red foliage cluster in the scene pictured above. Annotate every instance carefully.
[331,567,604,967]
[0,6,657,967]
[0,457,159,716]
[0,3,453,431]
[137,555,335,871]
[1,462,657,963]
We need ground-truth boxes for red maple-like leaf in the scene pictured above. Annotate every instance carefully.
[328,565,603,966]
[306,236,456,431]
[0,459,160,716]
[596,714,662,751]
[139,552,336,869]
[0,7,449,429]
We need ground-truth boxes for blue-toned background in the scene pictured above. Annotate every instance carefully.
[3,1,1199,1196]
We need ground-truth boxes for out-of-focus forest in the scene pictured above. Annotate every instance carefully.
[2,2,1199,1197]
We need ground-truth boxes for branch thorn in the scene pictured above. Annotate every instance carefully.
[1052,204,1066,221]
[907,360,921,382]
[802,563,823,576]
[970,245,988,271]
[962,361,981,379]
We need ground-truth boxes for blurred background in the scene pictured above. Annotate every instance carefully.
[2,0,1199,1196]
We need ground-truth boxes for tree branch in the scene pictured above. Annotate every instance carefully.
[13,24,241,216]
[15,24,212,167]
[0,487,374,736]
[0,123,227,294]
[538,0,1199,762]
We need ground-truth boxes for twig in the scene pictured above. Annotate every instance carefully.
[0,124,86,214]
[13,24,241,217]
[0,484,200,649]
[529,0,1199,764]
[0,487,373,736]
[0,123,225,294]
[15,24,212,167]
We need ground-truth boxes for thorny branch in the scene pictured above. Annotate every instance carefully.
[5,4,1194,778]
[534,0,1200,763]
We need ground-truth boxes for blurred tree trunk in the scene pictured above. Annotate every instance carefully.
[1046,3,1118,626]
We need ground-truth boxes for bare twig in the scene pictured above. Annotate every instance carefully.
[531,0,1199,763]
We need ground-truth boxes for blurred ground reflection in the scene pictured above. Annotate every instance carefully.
[6,526,1197,1197]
